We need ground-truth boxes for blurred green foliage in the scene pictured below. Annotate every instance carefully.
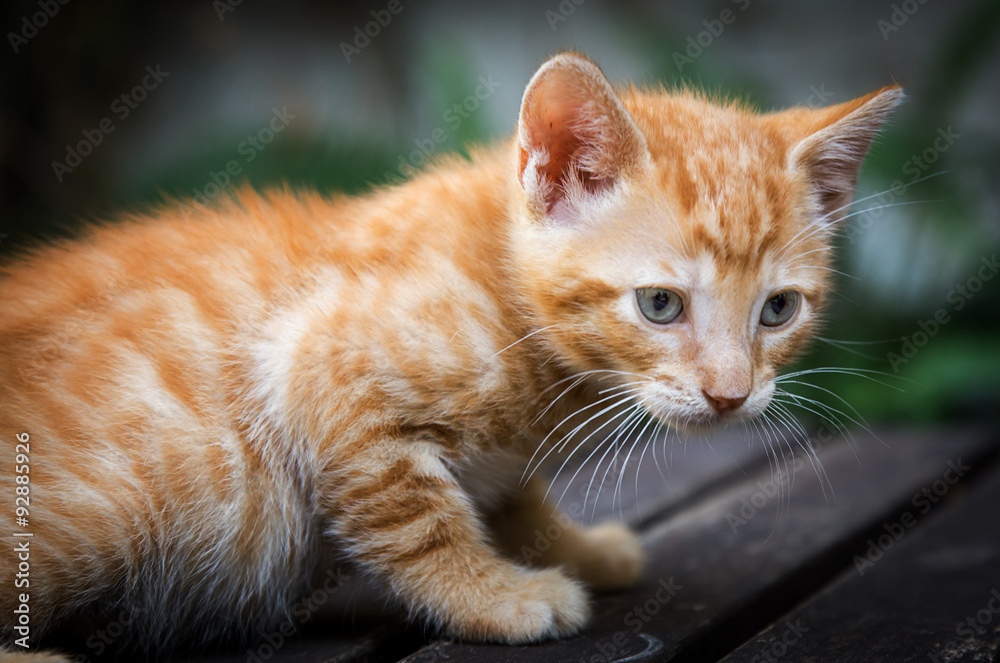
[7,1,996,429]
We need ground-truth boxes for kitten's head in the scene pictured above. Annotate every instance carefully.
[511,52,902,431]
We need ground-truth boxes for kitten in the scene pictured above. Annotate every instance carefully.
[0,52,901,657]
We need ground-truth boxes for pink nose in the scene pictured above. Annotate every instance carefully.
[702,390,747,413]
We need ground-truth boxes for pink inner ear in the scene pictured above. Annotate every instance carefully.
[520,81,611,213]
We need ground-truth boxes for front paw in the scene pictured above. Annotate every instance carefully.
[444,567,590,644]
[570,522,644,590]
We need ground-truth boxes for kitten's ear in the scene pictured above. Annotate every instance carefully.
[788,85,904,223]
[516,53,649,224]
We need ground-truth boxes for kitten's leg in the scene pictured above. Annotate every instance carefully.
[489,479,644,591]
[330,438,589,643]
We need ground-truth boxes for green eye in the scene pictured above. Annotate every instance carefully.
[761,291,799,327]
[636,287,683,324]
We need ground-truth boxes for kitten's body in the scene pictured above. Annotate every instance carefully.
[1,54,901,656]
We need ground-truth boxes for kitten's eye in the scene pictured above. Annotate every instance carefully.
[636,287,683,324]
[760,291,799,327]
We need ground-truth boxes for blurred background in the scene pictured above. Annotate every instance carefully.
[2,0,998,427]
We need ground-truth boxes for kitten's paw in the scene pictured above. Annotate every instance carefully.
[572,522,644,590]
[447,567,590,643]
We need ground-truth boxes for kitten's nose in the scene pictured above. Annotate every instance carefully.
[702,390,747,413]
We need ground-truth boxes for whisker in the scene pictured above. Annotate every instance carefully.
[553,404,644,515]
[815,336,901,345]
[586,408,649,520]
[521,390,641,486]
[815,337,881,360]
[545,398,646,505]
[766,400,834,503]
[776,366,912,391]
[760,407,793,507]
[544,404,638,508]
[490,324,559,358]
[633,417,665,519]
[598,380,656,395]
[816,170,949,222]
[833,198,940,226]
[776,379,879,440]
[614,411,658,518]
[778,189,945,261]
[772,393,854,450]
[533,369,653,426]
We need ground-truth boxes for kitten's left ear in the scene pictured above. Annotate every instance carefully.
[516,52,650,224]
[788,85,904,223]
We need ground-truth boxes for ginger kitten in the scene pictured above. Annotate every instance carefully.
[0,52,901,657]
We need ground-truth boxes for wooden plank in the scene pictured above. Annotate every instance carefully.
[398,427,998,662]
[54,616,424,663]
[718,440,1000,663]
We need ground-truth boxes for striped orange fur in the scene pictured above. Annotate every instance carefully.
[0,52,901,656]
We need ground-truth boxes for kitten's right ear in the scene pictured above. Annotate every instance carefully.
[788,85,905,224]
[516,53,649,225]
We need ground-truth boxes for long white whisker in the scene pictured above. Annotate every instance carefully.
[815,337,881,360]
[545,399,644,505]
[772,393,854,449]
[818,170,949,221]
[557,405,644,515]
[587,408,649,519]
[768,400,834,502]
[598,380,656,395]
[776,367,912,391]
[533,370,654,426]
[614,411,658,518]
[490,324,559,358]
[777,379,878,438]
[521,390,642,486]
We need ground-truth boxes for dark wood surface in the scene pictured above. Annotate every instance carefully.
[719,440,1000,663]
[56,424,1000,662]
